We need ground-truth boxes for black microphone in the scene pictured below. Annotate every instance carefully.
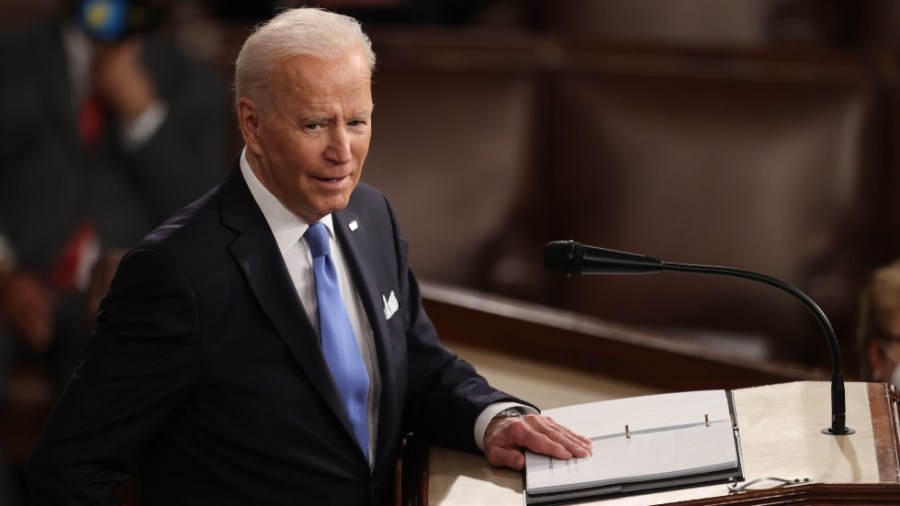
[545,239,854,436]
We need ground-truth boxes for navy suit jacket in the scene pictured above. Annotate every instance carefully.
[26,167,522,505]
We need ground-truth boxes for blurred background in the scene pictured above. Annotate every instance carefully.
[2,0,900,501]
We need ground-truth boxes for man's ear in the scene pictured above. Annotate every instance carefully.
[238,97,263,155]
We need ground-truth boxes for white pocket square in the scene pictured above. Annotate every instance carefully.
[382,291,399,319]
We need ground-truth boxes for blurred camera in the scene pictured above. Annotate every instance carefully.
[76,0,161,42]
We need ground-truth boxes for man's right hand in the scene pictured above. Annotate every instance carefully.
[483,414,592,471]
[0,267,55,351]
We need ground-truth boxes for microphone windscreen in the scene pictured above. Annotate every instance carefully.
[544,240,583,276]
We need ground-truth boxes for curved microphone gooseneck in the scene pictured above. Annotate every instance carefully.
[544,239,854,436]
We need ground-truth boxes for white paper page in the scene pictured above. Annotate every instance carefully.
[525,390,737,494]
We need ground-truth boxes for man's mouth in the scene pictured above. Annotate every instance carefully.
[315,175,347,183]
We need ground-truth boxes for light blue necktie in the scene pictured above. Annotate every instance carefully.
[305,222,370,459]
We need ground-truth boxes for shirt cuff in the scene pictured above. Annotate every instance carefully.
[121,100,168,150]
[474,401,539,451]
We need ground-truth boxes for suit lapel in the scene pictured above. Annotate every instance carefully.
[333,210,400,465]
[218,169,355,439]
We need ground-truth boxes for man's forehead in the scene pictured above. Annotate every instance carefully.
[275,50,371,77]
[271,55,370,91]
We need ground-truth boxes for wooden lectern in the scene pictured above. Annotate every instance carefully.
[401,283,900,505]
[402,381,900,505]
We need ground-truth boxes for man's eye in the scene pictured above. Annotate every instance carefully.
[304,123,322,130]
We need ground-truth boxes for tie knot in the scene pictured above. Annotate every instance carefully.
[305,222,331,259]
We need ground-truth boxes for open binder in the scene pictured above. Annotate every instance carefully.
[524,390,743,505]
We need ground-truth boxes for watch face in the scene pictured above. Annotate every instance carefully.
[498,408,523,418]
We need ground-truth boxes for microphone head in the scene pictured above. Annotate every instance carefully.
[546,240,664,275]
[544,240,583,276]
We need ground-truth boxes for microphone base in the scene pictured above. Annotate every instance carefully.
[822,426,856,436]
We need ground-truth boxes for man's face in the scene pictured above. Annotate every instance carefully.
[242,50,373,224]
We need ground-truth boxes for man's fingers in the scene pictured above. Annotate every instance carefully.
[522,429,573,461]
[551,421,593,447]
[536,416,593,449]
[485,446,526,470]
[556,429,592,457]
[483,414,594,471]
[521,416,591,458]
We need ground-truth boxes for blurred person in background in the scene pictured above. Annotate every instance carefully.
[0,0,225,502]
[856,259,900,386]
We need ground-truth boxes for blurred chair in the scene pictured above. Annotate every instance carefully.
[544,0,857,49]
[541,47,880,367]
[363,31,546,298]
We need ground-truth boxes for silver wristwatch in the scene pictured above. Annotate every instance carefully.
[494,407,525,419]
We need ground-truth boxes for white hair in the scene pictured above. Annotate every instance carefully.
[234,8,376,111]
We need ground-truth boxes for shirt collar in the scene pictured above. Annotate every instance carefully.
[239,148,335,254]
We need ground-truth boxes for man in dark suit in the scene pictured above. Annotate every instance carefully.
[25,7,591,504]
[0,1,225,502]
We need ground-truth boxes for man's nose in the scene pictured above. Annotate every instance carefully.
[324,126,352,164]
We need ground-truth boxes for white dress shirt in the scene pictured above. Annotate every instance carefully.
[239,149,533,457]
[240,151,381,464]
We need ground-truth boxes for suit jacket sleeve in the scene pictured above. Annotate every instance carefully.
[26,247,200,504]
